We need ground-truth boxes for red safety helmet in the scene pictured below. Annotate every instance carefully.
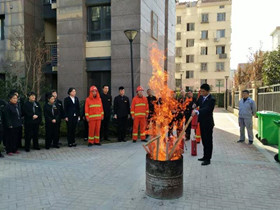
[90,86,98,92]
[136,86,144,92]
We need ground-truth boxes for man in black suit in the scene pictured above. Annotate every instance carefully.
[113,86,130,142]
[100,85,112,141]
[192,84,215,166]
[64,88,80,147]
[52,90,65,145]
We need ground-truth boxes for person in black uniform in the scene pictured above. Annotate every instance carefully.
[146,89,157,138]
[52,90,65,145]
[9,90,24,148]
[100,85,112,141]
[192,84,215,166]
[81,102,89,141]
[184,90,196,140]
[22,92,42,152]
[64,88,80,147]
[44,93,61,149]
[113,86,130,142]
[4,93,22,155]
[0,99,6,157]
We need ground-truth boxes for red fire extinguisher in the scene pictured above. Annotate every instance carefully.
[191,112,198,156]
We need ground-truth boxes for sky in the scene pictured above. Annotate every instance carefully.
[179,0,280,69]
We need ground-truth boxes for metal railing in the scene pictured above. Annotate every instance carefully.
[257,84,280,112]
[43,0,56,4]
[45,42,57,67]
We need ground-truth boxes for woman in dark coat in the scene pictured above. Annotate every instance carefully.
[4,93,23,155]
[22,92,42,152]
[44,94,61,149]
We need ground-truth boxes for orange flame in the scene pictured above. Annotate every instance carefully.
[147,45,187,161]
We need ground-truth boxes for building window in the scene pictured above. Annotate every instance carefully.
[187,23,195,31]
[201,30,208,39]
[0,15,4,40]
[177,16,181,24]
[151,11,158,40]
[176,63,181,71]
[186,55,194,63]
[201,63,208,72]
[219,5,225,9]
[216,62,225,71]
[216,79,224,87]
[176,47,182,57]
[216,45,225,54]
[201,47,208,55]
[186,71,194,79]
[88,5,111,41]
[186,39,194,47]
[216,29,225,38]
[186,86,193,91]
[176,79,181,88]
[217,13,226,21]
[176,32,181,40]
[201,79,207,85]
[201,13,209,23]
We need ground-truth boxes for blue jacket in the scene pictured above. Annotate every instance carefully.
[239,97,257,119]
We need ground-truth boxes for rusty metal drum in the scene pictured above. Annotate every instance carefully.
[146,154,183,199]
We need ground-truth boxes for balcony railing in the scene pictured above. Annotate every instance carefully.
[219,53,227,59]
[43,0,56,4]
[45,42,57,69]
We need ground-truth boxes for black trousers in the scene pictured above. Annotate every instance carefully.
[200,123,214,160]
[66,116,78,145]
[6,127,21,153]
[17,126,23,148]
[117,117,127,141]
[24,123,39,150]
[185,114,192,139]
[45,122,60,148]
[83,119,88,139]
[101,114,110,139]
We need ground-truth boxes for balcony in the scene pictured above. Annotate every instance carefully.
[219,53,227,59]
[44,42,57,73]
[43,0,56,20]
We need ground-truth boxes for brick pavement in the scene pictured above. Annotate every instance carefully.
[1,108,280,210]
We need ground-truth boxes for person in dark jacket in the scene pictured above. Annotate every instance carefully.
[9,90,24,148]
[113,86,130,142]
[52,90,65,145]
[81,102,89,141]
[44,93,61,149]
[184,90,196,140]
[100,85,112,141]
[146,89,157,138]
[64,88,80,147]
[22,92,42,152]
[4,93,23,155]
[192,84,216,166]
[0,99,6,157]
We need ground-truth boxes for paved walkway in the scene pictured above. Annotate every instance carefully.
[1,108,280,210]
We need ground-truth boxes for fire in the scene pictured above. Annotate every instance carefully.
[145,45,188,161]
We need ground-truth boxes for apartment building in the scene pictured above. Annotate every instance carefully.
[0,0,176,99]
[271,26,280,51]
[175,0,231,92]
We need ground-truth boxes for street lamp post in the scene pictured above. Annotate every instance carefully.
[124,29,138,99]
[180,71,184,90]
[225,75,229,110]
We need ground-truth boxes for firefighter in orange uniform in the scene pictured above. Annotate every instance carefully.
[131,86,149,143]
[85,86,104,146]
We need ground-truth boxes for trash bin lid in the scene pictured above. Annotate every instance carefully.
[257,111,280,116]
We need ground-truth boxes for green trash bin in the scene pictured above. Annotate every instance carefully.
[256,112,262,140]
[258,111,280,145]
[273,120,280,162]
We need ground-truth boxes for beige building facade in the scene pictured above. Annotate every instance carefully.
[271,26,280,51]
[175,0,231,92]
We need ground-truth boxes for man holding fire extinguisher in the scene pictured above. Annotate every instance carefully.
[192,84,215,166]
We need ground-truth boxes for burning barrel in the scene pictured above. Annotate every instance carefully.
[146,154,183,199]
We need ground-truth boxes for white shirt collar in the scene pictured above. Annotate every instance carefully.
[70,96,75,103]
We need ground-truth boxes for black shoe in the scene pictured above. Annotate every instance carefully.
[0,153,4,158]
[34,147,40,150]
[122,139,127,142]
[201,160,211,166]
[58,142,62,146]
[198,158,206,161]
[68,144,72,147]
[53,145,60,149]
[45,147,50,150]
[94,143,101,146]
[88,143,93,147]
[248,141,253,145]
[237,140,245,143]
[118,140,122,142]
[104,138,110,141]
[84,138,88,142]
[72,143,77,147]
[25,149,30,152]
[141,139,148,142]
[132,140,136,143]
